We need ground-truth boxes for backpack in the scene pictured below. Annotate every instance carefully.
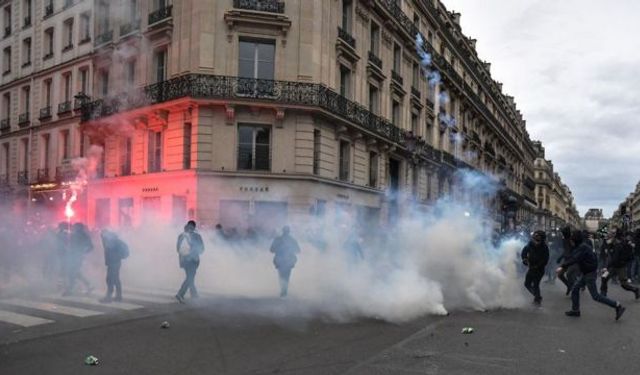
[178,233,192,256]
[118,241,130,260]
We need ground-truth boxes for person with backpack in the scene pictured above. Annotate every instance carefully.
[600,230,640,299]
[521,230,550,306]
[63,223,94,296]
[175,220,204,303]
[99,229,129,303]
[558,230,626,321]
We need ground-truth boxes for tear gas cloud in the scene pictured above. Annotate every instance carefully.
[0,167,527,324]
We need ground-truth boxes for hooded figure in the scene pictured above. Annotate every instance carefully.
[270,226,301,297]
[521,230,550,305]
[99,230,129,303]
[63,223,93,296]
[558,230,625,320]
[175,220,204,303]
[556,226,580,295]
[600,230,639,299]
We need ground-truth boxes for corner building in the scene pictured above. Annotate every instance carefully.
[7,0,539,234]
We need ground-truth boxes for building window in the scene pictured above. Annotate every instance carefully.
[370,22,379,55]
[411,113,418,134]
[412,62,419,88]
[2,143,9,176]
[95,198,111,228]
[3,7,11,36]
[125,59,135,87]
[97,1,109,34]
[80,12,90,42]
[393,43,401,73]
[313,129,321,175]
[369,152,378,188]
[40,134,49,168]
[392,100,400,126]
[43,79,52,107]
[79,68,88,94]
[118,198,133,227]
[342,0,352,32]
[60,130,69,160]
[63,18,73,50]
[2,93,10,120]
[148,130,162,173]
[63,73,72,102]
[183,122,191,169]
[427,172,432,200]
[120,137,132,176]
[99,69,109,96]
[3,47,11,73]
[426,117,433,144]
[44,28,54,58]
[368,84,379,114]
[21,85,30,114]
[237,124,270,171]
[339,65,351,98]
[153,48,167,83]
[339,140,350,181]
[23,0,31,27]
[22,38,31,66]
[20,138,28,172]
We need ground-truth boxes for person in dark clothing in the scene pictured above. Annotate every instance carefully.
[600,231,640,299]
[558,230,625,321]
[99,230,129,303]
[63,223,94,296]
[556,226,580,295]
[521,230,550,305]
[175,220,205,304]
[270,226,301,297]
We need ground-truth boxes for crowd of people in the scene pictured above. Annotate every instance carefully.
[521,226,640,320]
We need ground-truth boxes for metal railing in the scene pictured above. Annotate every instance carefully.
[56,166,76,183]
[337,27,356,49]
[58,101,72,114]
[37,168,49,183]
[368,51,382,69]
[391,70,403,85]
[233,0,285,13]
[82,74,405,144]
[40,106,52,119]
[18,113,30,127]
[95,30,113,46]
[148,5,173,25]
[0,119,9,132]
[411,86,421,99]
[17,171,29,185]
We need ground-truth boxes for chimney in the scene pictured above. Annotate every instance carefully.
[451,12,461,25]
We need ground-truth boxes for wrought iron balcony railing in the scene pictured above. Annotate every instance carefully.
[120,19,141,36]
[0,119,9,132]
[391,70,403,85]
[95,30,113,46]
[18,113,30,127]
[39,106,52,119]
[368,51,382,69]
[17,171,29,185]
[37,168,49,183]
[233,0,285,13]
[45,4,54,17]
[411,86,421,99]
[82,74,406,144]
[337,27,356,49]
[58,101,72,114]
[149,5,173,25]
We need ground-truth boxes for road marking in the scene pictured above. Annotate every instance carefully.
[122,292,176,304]
[56,295,144,311]
[0,310,54,327]
[1,298,103,317]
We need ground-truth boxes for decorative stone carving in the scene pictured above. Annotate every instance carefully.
[381,30,392,47]
[355,6,369,23]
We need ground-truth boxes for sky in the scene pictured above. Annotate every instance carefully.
[441,0,640,217]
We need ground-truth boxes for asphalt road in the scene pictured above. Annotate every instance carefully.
[1,281,640,375]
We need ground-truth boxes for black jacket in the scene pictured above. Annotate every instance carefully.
[521,242,550,270]
[607,240,634,269]
[103,237,129,266]
[561,242,598,274]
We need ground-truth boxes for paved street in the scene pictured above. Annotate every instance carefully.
[1,280,640,375]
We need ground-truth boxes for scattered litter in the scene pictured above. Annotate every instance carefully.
[84,355,99,366]
[461,327,474,334]
[558,349,566,353]
[464,342,469,347]
[160,321,170,329]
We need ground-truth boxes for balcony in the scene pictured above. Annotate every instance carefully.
[391,70,403,85]
[18,113,30,128]
[23,16,31,29]
[120,19,141,36]
[37,168,49,183]
[3,26,9,38]
[411,86,421,99]
[17,171,29,185]
[148,5,173,25]
[39,106,52,120]
[337,27,356,49]
[368,51,382,70]
[44,4,54,18]
[58,101,72,115]
[232,0,285,14]
[95,30,113,46]
[56,166,76,183]
[82,74,406,145]
[0,119,9,133]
